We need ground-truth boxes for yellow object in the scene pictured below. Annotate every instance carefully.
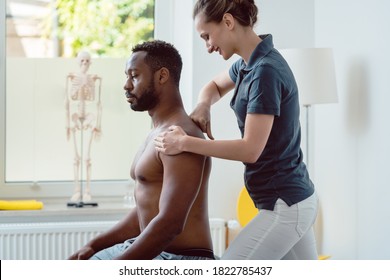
[236,187,258,227]
[0,200,44,210]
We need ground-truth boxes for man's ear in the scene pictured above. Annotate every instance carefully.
[223,13,235,30]
[156,67,169,84]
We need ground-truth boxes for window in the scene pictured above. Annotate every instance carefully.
[1,0,156,198]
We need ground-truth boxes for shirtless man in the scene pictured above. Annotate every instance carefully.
[68,40,214,260]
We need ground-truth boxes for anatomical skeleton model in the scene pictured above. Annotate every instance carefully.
[65,51,102,203]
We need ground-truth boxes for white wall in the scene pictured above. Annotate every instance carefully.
[314,0,390,259]
[257,0,315,48]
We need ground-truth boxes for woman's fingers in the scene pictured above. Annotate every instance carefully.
[205,122,214,140]
[153,127,183,155]
[154,136,165,150]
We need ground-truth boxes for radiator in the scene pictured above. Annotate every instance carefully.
[0,218,226,260]
[209,218,226,258]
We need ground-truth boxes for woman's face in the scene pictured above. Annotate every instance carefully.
[194,12,235,60]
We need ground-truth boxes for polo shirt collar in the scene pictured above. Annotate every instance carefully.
[243,34,274,71]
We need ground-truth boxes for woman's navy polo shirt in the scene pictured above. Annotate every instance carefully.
[229,34,314,210]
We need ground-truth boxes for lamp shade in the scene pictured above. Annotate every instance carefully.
[279,48,338,106]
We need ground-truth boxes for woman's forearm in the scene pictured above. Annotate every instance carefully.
[197,69,235,106]
[197,81,222,106]
[181,135,261,163]
[155,113,272,162]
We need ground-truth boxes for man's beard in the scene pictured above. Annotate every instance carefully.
[130,81,159,112]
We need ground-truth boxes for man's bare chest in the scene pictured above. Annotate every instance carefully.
[130,131,163,182]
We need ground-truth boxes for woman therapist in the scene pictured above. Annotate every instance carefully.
[154,0,318,260]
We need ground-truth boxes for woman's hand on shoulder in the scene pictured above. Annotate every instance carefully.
[154,125,187,155]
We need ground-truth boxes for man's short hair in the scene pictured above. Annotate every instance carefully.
[132,40,183,87]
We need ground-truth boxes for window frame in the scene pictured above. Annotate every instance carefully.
[1,1,7,194]
[0,0,174,199]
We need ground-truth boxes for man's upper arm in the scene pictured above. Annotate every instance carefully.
[158,151,205,223]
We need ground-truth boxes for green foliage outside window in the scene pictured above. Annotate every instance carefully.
[43,0,154,57]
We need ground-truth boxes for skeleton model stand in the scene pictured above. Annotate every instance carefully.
[65,51,101,207]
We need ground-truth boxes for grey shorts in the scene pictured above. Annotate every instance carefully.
[90,238,215,260]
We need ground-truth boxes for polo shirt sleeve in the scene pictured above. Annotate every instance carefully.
[229,59,242,83]
[247,65,281,117]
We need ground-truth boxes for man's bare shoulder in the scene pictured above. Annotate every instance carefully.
[176,117,205,140]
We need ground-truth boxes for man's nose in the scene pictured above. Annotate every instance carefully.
[124,79,133,91]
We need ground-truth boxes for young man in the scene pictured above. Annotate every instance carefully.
[68,40,214,260]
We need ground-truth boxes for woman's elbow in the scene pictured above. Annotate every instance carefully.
[243,150,262,164]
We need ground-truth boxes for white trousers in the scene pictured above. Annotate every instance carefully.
[222,192,319,260]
